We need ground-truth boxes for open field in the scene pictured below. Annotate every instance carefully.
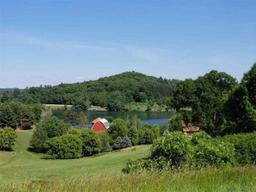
[0,131,149,186]
[1,131,256,192]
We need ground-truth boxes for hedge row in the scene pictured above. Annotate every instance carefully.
[123,131,256,173]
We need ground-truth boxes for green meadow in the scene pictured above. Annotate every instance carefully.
[1,131,256,192]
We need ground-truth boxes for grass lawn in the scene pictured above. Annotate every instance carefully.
[0,131,150,186]
[1,131,256,192]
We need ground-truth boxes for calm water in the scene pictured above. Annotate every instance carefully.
[53,109,173,126]
[87,111,173,125]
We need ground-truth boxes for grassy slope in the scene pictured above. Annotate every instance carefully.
[0,131,149,186]
[1,131,256,192]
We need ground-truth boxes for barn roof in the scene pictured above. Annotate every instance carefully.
[99,118,110,129]
[92,117,110,129]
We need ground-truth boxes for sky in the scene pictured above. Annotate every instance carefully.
[0,0,256,88]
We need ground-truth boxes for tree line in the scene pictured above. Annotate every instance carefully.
[0,72,178,111]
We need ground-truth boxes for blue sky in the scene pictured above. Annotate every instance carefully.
[0,0,256,88]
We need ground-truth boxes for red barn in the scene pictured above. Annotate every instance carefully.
[91,117,110,133]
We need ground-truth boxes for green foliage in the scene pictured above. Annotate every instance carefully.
[80,129,102,156]
[108,118,128,141]
[128,126,139,145]
[168,112,183,131]
[192,139,235,167]
[172,70,237,136]
[29,116,70,152]
[97,132,112,152]
[45,134,82,159]
[0,101,42,129]
[222,132,256,164]
[191,131,211,145]
[2,72,177,111]
[138,125,156,144]
[151,131,193,168]
[0,127,17,151]
[113,136,132,150]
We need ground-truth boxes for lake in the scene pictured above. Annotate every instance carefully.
[52,109,173,127]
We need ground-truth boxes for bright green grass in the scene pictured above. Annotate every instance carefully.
[1,131,256,192]
[0,131,149,186]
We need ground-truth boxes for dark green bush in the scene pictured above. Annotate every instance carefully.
[30,116,70,152]
[192,139,235,167]
[0,127,17,151]
[151,131,193,168]
[80,129,102,156]
[113,136,132,150]
[45,134,82,159]
[223,132,256,164]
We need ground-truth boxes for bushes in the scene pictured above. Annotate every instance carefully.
[113,136,132,150]
[0,128,17,151]
[45,134,82,159]
[124,131,237,173]
[151,131,193,168]
[222,132,256,164]
[80,129,102,156]
[192,139,235,167]
[30,116,70,152]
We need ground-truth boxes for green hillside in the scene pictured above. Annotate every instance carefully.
[0,72,178,111]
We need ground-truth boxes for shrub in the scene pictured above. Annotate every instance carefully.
[98,132,112,152]
[30,116,70,152]
[138,126,156,145]
[45,134,82,159]
[191,131,212,145]
[113,136,132,150]
[223,132,256,164]
[151,131,193,168]
[80,129,102,156]
[0,128,17,151]
[128,126,139,145]
[192,139,235,167]
[108,119,128,141]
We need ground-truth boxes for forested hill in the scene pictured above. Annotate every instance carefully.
[0,71,178,111]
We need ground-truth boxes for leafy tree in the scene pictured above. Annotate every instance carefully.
[108,118,128,141]
[80,129,102,156]
[0,128,17,151]
[29,116,69,152]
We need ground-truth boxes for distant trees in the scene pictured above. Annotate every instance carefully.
[0,72,177,111]
[0,102,42,129]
